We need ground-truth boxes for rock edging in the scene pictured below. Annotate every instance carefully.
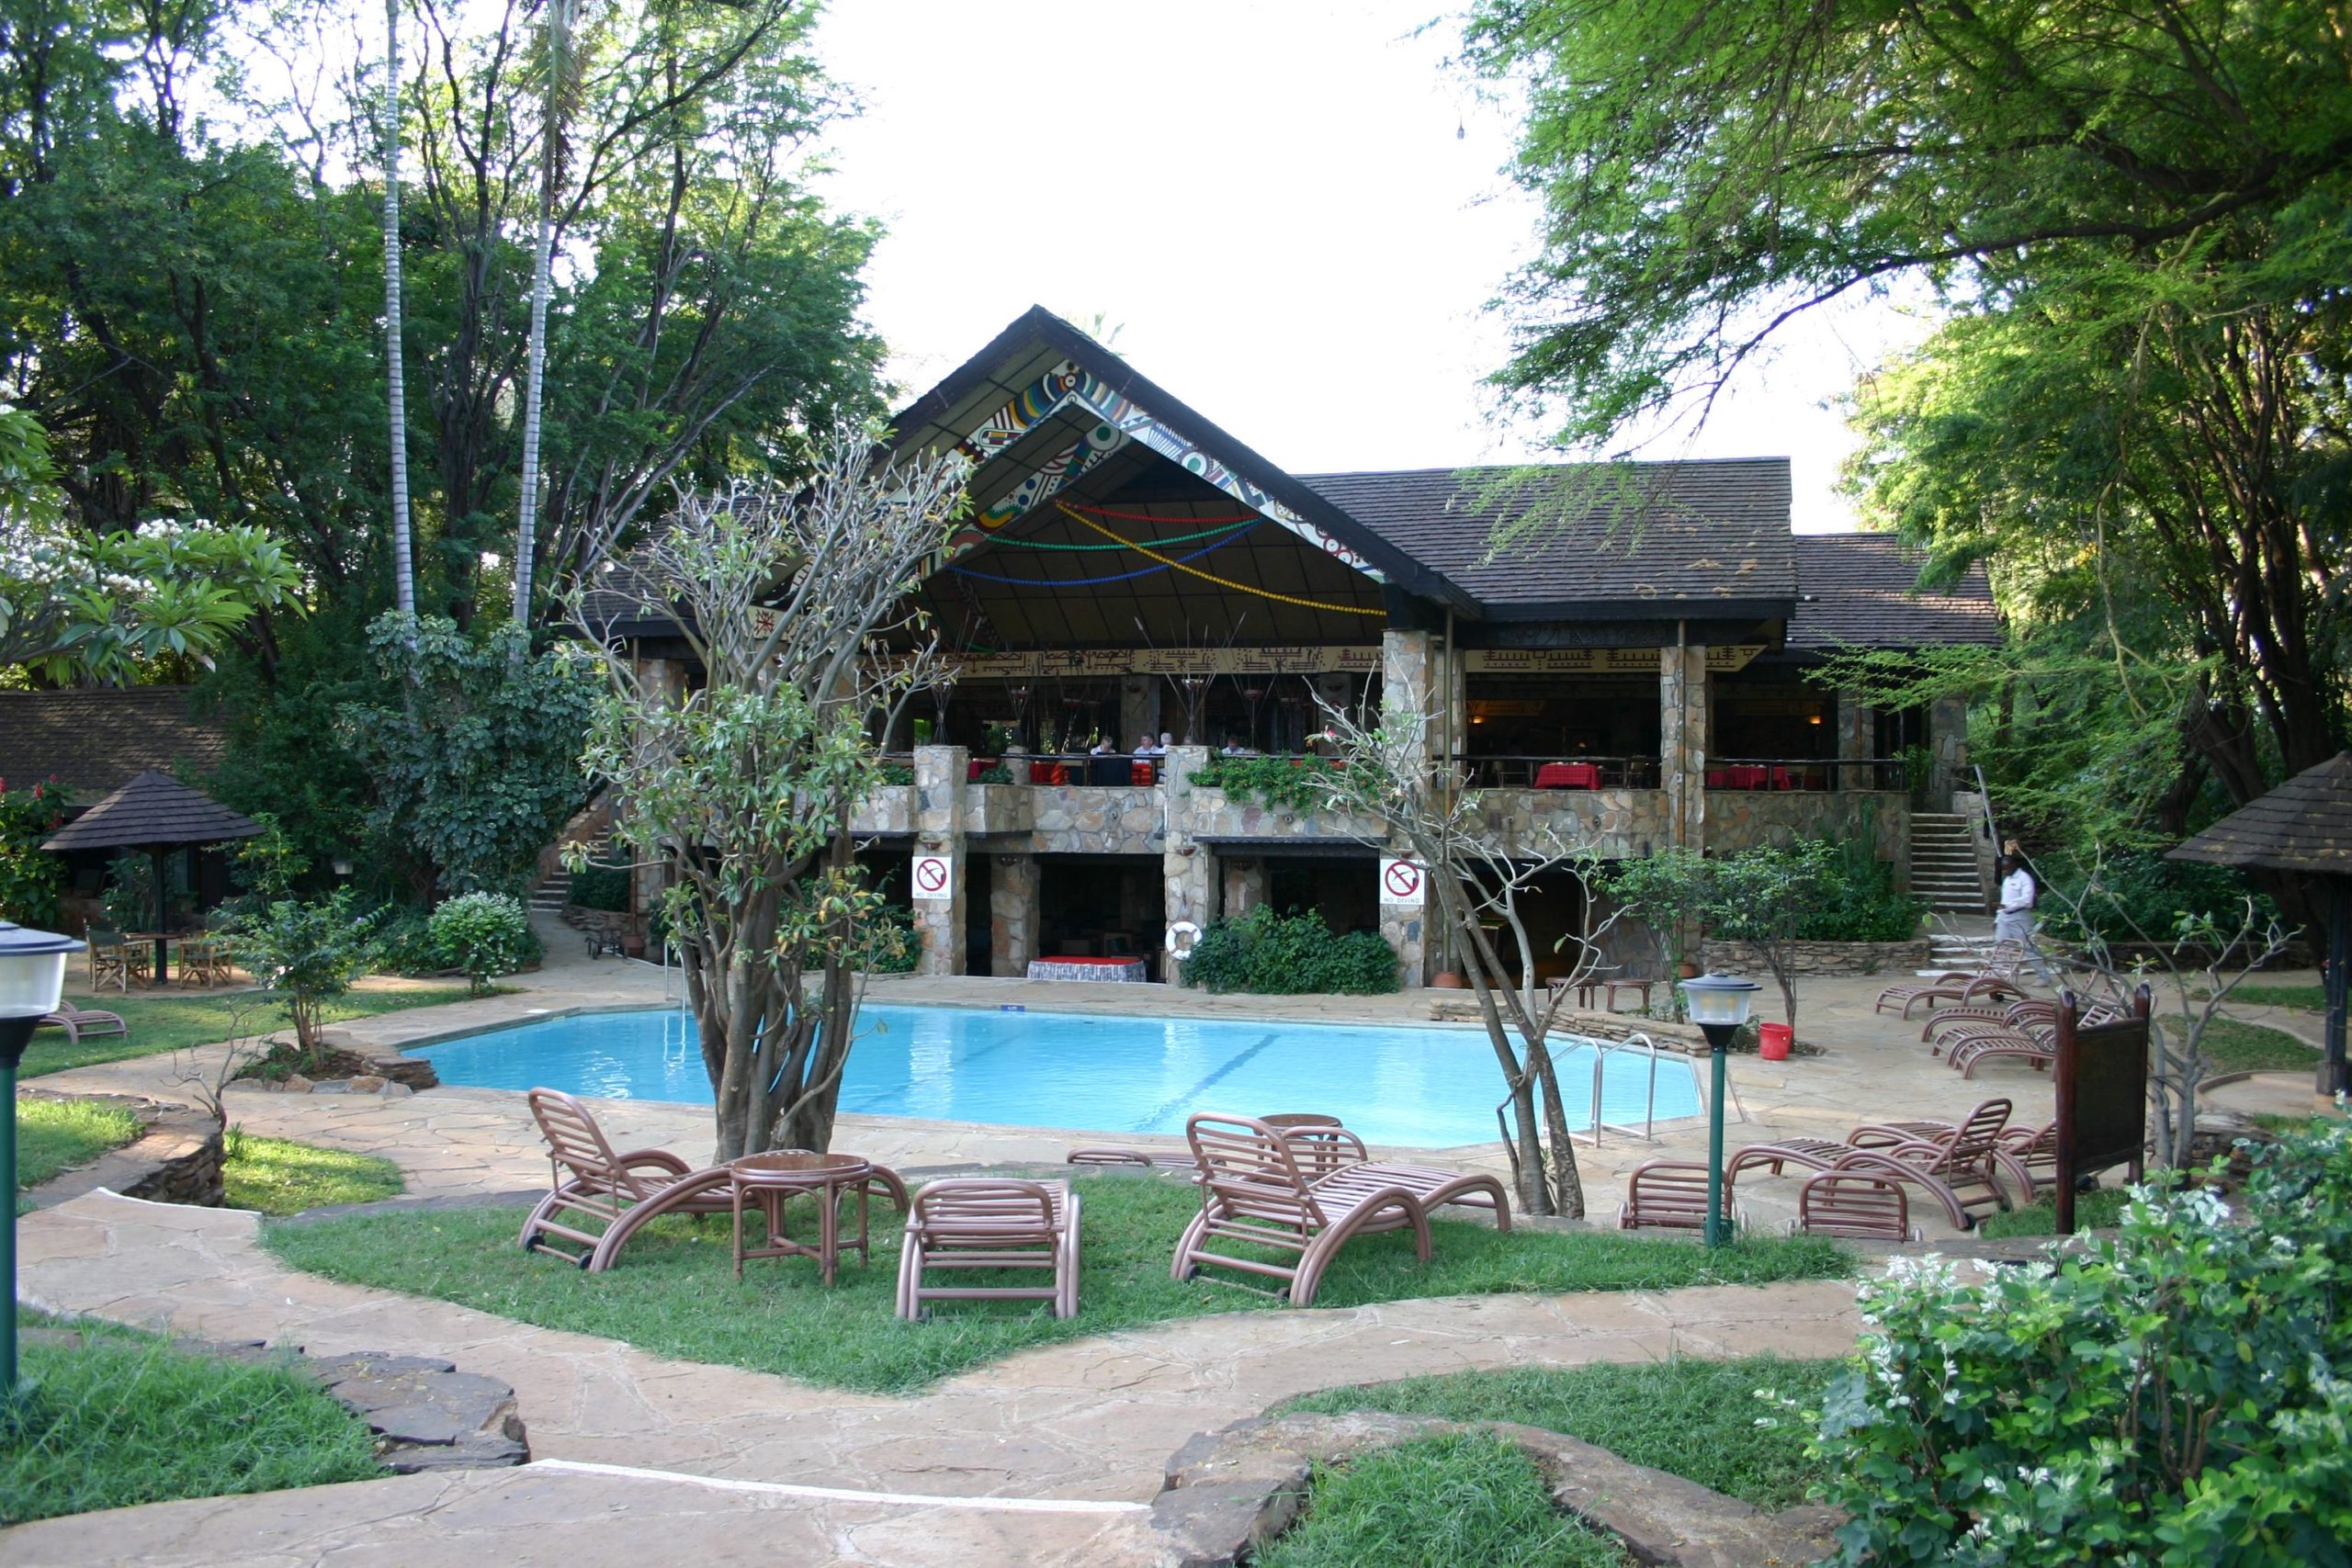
[192,1340,529,1472]
[1151,1411,1842,1568]
[1699,938,1929,976]
[20,1095,224,1211]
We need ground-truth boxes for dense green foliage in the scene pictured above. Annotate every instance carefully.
[265,1175,1849,1394]
[566,864,632,912]
[1280,1355,1840,1511]
[853,902,919,975]
[425,891,537,993]
[0,778,68,924]
[1261,1431,1628,1568]
[219,891,388,1053]
[2038,851,2275,944]
[1800,842,1926,944]
[0,1317,382,1524]
[1807,1120,2352,1562]
[15,1099,141,1191]
[1184,905,1399,996]
[1189,755,1345,813]
[221,1134,403,1216]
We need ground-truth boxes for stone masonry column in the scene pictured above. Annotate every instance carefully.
[910,744,968,976]
[1659,644,1709,853]
[1220,856,1267,919]
[1927,694,1970,811]
[989,853,1039,976]
[1160,746,1215,986]
[1838,694,1874,792]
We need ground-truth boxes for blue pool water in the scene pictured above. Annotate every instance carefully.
[419,1005,1700,1148]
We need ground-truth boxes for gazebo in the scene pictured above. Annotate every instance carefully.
[2167,750,2352,1097]
[41,769,263,985]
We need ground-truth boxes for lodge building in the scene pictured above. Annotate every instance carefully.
[604,309,2000,985]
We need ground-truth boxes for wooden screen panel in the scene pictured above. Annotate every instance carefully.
[2052,987,2152,1235]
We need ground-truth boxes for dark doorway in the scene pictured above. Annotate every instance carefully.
[1267,857,1379,937]
[1036,854,1165,975]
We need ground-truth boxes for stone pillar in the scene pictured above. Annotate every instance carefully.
[1118,676,1160,750]
[1160,746,1215,985]
[989,854,1039,976]
[1381,628,1434,733]
[1927,694,1970,810]
[1659,644,1709,852]
[1220,856,1267,919]
[1379,862,1428,988]
[910,744,968,976]
[1838,694,1873,791]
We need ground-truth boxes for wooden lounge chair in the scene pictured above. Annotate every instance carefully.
[1873,942,2027,1019]
[1617,1161,1729,1233]
[519,1088,908,1272]
[1726,1098,2023,1230]
[895,1178,1080,1321]
[1067,1113,1362,1177]
[1923,998,2060,1052]
[1941,1002,2116,1078]
[36,1003,128,1044]
[1170,1113,1510,1306]
[1792,1171,1919,1241]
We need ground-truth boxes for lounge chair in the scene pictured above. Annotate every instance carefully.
[1942,1002,2116,1078]
[36,1003,128,1045]
[1793,1171,1920,1241]
[895,1179,1080,1321]
[1067,1113,1363,1177]
[86,929,147,993]
[1922,998,2061,1051]
[1170,1113,1510,1306]
[520,1088,908,1272]
[1873,942,2028,1019]
[1726,1098,2023,1230]
[1617,1161,1729,1233]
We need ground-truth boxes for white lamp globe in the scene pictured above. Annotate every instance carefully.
[0,921,85,1020]
[1678,972,1760,1030]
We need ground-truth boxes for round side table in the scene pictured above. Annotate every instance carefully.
[727,1151,874,1285]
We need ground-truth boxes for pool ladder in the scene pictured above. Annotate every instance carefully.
[1491,1031,1668,1152]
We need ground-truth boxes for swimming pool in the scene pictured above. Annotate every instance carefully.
[419,1004,1702,1148]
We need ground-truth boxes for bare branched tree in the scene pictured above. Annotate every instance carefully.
[166,988,275,1138]
[566,425,967,1159]
[1314,695,1623,1218]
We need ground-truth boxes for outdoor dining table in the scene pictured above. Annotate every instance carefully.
[1025,956,1148,983]
[726,1151,875,1285]
[1532,761,1600,789]
[124,931,186,986]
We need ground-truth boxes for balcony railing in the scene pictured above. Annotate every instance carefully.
[1704,757,1906,792]
[1460,755,1661,790]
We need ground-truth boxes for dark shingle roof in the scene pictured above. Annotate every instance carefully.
[1297,461,1796,621]
[2167,752,2352,874]
[41,768,262,852]
[0,687,228,797]
[1787,534,2001,649]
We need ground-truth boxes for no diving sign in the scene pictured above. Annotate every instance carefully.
[911,853,955,901]
[1378,857,1425,907]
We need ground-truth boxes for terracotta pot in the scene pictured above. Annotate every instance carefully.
[1677,960,1702,980]
[1430,970,1467,989]
[621,931,647,959]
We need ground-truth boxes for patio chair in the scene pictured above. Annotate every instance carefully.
[1170,1113,1510,1306]
[87,929,147,993]
[1941,1001,2116,1078]
[178,935,232,987]
[1617,1161,1728,1233]
[1872,942,2027,1018]
[895,1178,1080,1321]
[1068,1113,1363,1177]
[1726,1098,2022,1230]
[1792,1171,1919,1241]
[36,1002,129,1045]
[520,1088,908,1272]
[1922,998,2061,1052]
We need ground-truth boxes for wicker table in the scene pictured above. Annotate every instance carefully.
[726,1151,874,1284]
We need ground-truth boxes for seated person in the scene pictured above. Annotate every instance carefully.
[1157,731,1173,753]
[1133,735,1159,757]
[1218,736,1250,756]
[1088,736,1118,756]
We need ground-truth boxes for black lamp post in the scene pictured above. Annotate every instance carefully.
[1677,971,1760,1247]
[0,920,85,1399]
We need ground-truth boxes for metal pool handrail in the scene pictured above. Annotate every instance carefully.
[1574,1032,1663,1148]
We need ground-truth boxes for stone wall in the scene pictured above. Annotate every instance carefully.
[1467,788,1671,863]
[1705,789,1910,874]
[1699,937,1929,976]
[23,1095,225,1210]
[1032,785,1164,854]
[847,783,915,836]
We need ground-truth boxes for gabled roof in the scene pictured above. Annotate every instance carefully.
[0,687,229,798]
[2168,751,2352,874]
[1299,461,1795,623]
[887,307,1477,613]
[41,768,263,852]
[1787,534,2001,649]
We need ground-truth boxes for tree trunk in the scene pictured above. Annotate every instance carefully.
[510,0,571,636]
[382,0,413,617]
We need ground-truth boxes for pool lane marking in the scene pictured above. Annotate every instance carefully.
[1131,1031,1281,1133]
[528,1459,1148,1513]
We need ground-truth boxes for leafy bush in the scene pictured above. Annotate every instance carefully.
[1185,905,1398,995]
[100,852,154,931]
[0,778,70,926]
[2039,849,2277,943]
[1189,755,1343,813]
[372,907,449,976]
[975,763,1013,784]
[876,762,916,786]
[567,864,631,912]
[854,902,919,974]
[1797,846,1923,942]
[1804,1119,2352,1563]
[427,892,536,993]
[217,890,387,1057]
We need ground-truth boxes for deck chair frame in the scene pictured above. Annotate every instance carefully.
[896,1179,1080,1321]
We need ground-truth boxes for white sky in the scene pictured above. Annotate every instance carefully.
[808,0,1934,533]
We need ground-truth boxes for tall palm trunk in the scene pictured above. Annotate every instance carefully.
[511,0,576,637]
[382,0,414,616]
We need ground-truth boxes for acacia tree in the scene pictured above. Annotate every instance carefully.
[1314,697,1621,1218]
[569,429,967,1160]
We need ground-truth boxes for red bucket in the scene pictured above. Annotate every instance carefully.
[1758,1022,1793,1061]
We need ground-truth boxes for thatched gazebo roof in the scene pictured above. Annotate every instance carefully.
[2166,751,2352,874]
[41,769,262,853]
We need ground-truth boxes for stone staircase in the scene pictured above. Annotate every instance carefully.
[1909,812,1986,914]
[528,834,612,916]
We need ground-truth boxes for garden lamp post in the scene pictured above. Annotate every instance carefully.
[1678,971,1759,1247]
[0,920,85,1399]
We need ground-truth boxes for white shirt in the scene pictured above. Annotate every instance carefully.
[1999,869,2035,914]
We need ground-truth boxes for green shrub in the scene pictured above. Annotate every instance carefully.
[876,762,916,786]
[567,864,631,911]
[372,907,448,976]
[100,852,154,931]
[427,892,535,994]
[854,903,919,974]
[1189,755,1343,813]
[1805,1119,2352,1563]
[2040,849,2278,943]
[0,778,71,926]
[1796,848,1923,942]
[219,890,387,1055]
[975,763,1013,784]
[1185,905,1398,995]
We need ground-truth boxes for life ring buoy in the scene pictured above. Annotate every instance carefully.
[1165,919,1202,959]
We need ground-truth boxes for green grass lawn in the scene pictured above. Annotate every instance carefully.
[1277,1355,1841,1511]
[1975,1185,2134,1238]
[21,985,478,1077]
[222,1134,403,1216]
[2216,984,2324,1011]
[1,1313,382,1524]
[264,1175,1852,1395]
[2196,1016,2319,1076]
[1261,1430,1630,1568]
[15,1099,142,1191]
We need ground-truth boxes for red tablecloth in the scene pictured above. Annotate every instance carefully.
[1724,764,1769,790]
[1533,761,1600,790]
